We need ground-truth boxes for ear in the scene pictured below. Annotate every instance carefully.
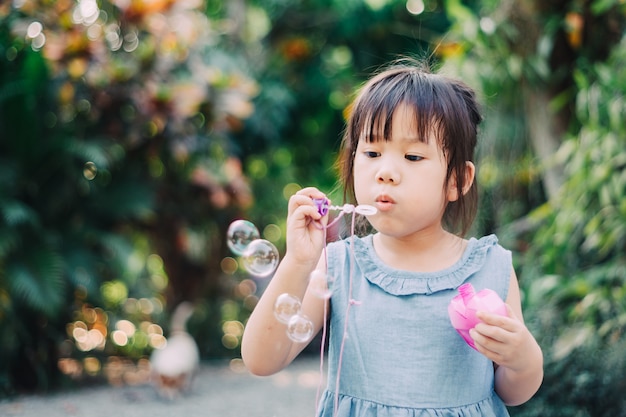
[447,161,475,202]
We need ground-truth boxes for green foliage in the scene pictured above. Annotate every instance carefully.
[3,0,622,409]
[441,1,626,415]
[512,36,626,417]
[240,0,452,185]
[0,0,257,395]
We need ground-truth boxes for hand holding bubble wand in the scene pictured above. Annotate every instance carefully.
[226,197,377,415]
[226,198,377,339]
[226,198,377,336]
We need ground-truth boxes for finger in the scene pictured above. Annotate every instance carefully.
[289,194,320,216]
[288,196,331,230]
[470,328,502,358]
[476,306,519,330]
[473,318,506,342]
[291,189,332,222]
[471,327,511,363]
[295,187,327,200]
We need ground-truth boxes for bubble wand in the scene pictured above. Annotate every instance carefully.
[311,198,377,415]
[226,197,378,416]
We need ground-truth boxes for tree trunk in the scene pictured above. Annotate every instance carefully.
[523,88,566,200]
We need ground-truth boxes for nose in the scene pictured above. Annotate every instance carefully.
[376,158,400,184]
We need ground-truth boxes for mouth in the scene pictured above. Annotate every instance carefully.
[375,194,395,211]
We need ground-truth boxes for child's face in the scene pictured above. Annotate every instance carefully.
[353,104,455,238]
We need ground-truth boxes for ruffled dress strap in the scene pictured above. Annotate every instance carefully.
[353,234,503,295]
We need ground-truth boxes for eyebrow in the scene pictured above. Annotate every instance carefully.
[363,131,428,144]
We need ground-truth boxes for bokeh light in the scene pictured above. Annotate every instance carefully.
[83,357,101,375]
[262,223,282,243]
[406,0,425,15]
[83,161,98,180]
[220,256,239,275]
[282,182,301,200]
[235,279,257,298]
[222,320,244,350]
[111,330,129,346]
[115,319,136,337]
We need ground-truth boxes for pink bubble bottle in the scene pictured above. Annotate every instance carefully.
[448,283,507,350]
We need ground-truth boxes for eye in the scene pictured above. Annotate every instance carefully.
[405,154,423,162]
[364,151,380,158]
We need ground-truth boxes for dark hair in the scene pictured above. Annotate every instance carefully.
[336,59,482,236]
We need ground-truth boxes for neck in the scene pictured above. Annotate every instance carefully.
[372,229,466,272]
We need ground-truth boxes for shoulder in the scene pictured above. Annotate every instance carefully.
[327,234,372,252]
[473,234,512,263]
[470,234,513,298]
[326,235,372,269]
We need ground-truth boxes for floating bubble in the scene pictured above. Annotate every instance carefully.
[273,293,302,324]
[227,220,260,256]
[309,270,332,300]
[242,239,279,277]
[287,314,315,343]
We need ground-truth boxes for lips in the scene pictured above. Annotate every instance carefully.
[375,194,395,211]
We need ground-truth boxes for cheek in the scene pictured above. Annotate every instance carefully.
[352,158,366,180]
[353,164,370,200]
[353,171,366,197]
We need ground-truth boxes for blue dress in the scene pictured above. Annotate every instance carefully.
[316,234,511,417]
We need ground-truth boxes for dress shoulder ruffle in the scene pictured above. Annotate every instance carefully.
[349,234,501,296]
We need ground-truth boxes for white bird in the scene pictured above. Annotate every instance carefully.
[149,302,200,400]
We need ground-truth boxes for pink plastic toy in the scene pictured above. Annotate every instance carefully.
[448,283,507,350]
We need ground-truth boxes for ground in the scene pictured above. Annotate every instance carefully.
[0,357,321,417]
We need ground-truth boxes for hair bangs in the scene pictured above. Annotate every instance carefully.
[351,71,447,147]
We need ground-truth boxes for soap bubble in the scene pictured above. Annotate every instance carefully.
[273,293,301,324]
[242,239,279,277]
[227,220,260,256]
[287,314,314,343]
[309,270,332,300]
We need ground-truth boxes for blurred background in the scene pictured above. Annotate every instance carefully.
[1,0,625,415]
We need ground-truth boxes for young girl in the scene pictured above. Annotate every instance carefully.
[241,59,543,416]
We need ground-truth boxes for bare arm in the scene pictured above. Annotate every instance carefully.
[470,270,544,406]
[241,188,330,376]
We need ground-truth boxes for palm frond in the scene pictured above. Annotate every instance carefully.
[7,246,65,317]
[0,200,39,227]
[0,227,20,257]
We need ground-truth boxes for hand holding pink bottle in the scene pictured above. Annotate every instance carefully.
[448,283,507,350]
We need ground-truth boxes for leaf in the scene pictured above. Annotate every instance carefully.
[0,227,20,257]
[0,200,39,227]
[591,0,620,14]
[6,246,65,317]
